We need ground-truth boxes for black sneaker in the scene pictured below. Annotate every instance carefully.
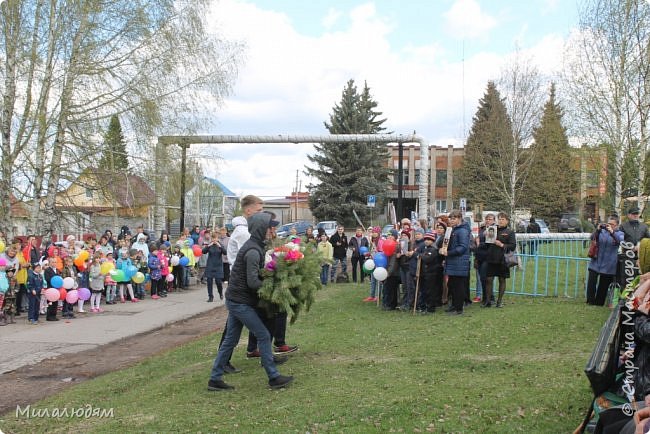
[223,363,241,374]
[446,310,463,316]
[268,375,294,389]
[272,355,288,365]
[207,379,234,391]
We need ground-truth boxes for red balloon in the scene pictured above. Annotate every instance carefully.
[59,287,68,301]
[383,239,397,256]
[192,245,203,257]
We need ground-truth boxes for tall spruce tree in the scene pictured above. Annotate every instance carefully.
[525,84,577,218]
[457,81,515,213]
[98,115,129,172]
[306,79,391,226]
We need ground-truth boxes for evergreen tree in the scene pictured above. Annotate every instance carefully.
[98,115,129,172]
[457,81,515,213]
[306,79,391,226]
[524,84,578,218]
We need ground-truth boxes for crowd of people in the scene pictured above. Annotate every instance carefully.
[315,210,517,316]
[0,223,232,326]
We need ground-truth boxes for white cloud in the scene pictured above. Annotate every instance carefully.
[443,0,498,40]
[200,0,570,197]
[322,7,342,29]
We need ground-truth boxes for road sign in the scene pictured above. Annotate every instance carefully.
[367,195,376,208]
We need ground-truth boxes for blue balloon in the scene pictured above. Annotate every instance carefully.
[144,273,151,283]
[51,275,64,289]
[359,246,369,255]
[125,265,138,278]
[179,256,190,266]
[186,238,194,247]
[373,252,388,268]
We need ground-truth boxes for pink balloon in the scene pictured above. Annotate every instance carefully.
[45,288,60,302]
[65,289,79,304]
[166,274,174,282]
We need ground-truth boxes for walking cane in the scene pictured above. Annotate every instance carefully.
[377,281,383,307]
[413,256,421,314]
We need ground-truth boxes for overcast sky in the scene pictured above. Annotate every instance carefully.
[193,0,578,198]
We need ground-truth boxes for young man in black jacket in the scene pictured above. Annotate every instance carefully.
[208,212,293,391]
[329,225,348,283]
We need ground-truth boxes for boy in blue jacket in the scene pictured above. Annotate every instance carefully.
[27,263,44,324]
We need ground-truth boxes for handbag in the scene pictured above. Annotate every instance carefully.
[504,250,519,268]
[588,237,599,259]
[584,304,622,396]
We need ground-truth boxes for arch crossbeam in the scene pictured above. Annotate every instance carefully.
[156,134,430,230]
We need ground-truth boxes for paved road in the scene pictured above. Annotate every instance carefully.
[0,284,222,375]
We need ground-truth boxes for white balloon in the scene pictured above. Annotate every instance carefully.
[62,277,75,289]
[170,255,180,266]
[373,267,388,281]
[364,259,376,271]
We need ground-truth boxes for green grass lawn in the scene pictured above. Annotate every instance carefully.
[1,283,610,433]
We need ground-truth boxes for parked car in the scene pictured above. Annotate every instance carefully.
[276,220,313,238]
[382,224,396,237]
[316,221,338,237]
[558,213,581,232]
[517,218,551,234]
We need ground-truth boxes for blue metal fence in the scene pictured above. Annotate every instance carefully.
[489,233,592,299]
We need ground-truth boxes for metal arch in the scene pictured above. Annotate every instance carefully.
[156,133,430,231]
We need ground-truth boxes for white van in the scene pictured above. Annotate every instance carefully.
[316,221,338,237]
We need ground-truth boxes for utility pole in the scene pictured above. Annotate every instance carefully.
[294,170,299,221]
[397,142,404,220]
[180,144,188,231]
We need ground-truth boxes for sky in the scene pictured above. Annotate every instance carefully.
[195,0,579,199]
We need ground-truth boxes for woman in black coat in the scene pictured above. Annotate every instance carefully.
[202,232,225,302]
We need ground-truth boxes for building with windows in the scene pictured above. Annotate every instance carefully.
[184,177,238,229]
[387,144,608,222]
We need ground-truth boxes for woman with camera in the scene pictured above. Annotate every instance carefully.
[586,216,623,306]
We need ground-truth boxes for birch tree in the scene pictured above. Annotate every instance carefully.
[563,0,650,214]
[497,51,547,214]
[0,0,241,239]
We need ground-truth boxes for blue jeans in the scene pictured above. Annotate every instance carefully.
[330,257,347,281]
[183,266,191,287]
[320,265,330,285]
[369,275,377,297]
[210,299,280,381]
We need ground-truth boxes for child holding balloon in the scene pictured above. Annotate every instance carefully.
[157,244,171,297]
[43,257,61,321]
[171,246,184,291]
[89,255,105,312]
[116,249,139,302]
[148,243,163,299]
[76,256,91,313]
[61,256,77,318]
[103,252,117,304]
[132,250,147,300]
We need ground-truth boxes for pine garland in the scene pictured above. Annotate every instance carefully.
[258,239,323,324]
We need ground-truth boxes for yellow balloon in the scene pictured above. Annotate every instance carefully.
[132,272,145,284]
[100,261,115,275]
[78,250,89,261]
[0,240,5,253]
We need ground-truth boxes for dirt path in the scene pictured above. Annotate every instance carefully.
[0,306,228,415]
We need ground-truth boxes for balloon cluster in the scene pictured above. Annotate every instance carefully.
[362,251,392,281]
